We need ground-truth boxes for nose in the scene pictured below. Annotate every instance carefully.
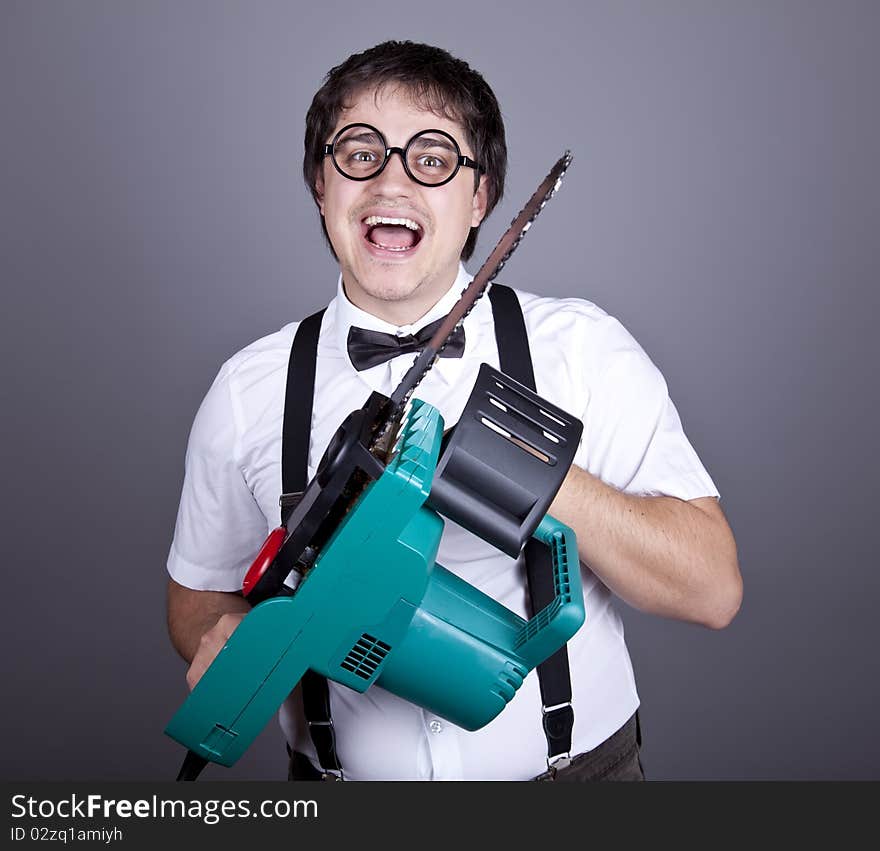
[372,148,413,194]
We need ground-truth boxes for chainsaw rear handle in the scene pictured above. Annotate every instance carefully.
[514,513,584,668]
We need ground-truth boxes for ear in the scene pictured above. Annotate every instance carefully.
[470,174,489,228]
[314,170,325,216]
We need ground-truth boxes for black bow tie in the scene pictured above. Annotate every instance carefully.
[347,317,466,372]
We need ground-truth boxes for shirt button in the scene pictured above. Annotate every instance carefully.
[429,719,443,734]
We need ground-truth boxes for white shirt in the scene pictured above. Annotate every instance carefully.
[167,263,719,780]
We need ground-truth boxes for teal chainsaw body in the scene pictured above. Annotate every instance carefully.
[164,398,584,768]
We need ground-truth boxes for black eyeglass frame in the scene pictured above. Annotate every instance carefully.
[322,123,483,188]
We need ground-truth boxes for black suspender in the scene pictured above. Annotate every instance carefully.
[282,284,575,776]
[281,308,343,778]
[281,309,324,517]
[487,285,575,768]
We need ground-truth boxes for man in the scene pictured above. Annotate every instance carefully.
[166,41,742,781]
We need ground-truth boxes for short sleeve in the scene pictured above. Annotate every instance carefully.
[576,317,720,501]
[166,364,269,591]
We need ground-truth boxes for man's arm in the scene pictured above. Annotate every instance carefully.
[550,465,742,630]
[167,579,251,689]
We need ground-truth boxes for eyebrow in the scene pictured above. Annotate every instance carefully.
[409,134,458,153]
[337,130,383,146]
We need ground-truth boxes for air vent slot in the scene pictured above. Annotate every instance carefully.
[340,633,391,680]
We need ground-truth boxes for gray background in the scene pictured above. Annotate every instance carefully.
[2,0,877,780]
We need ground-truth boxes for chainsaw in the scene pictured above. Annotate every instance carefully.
[165,152,584,779]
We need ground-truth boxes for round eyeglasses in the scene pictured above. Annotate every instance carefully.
[323,123,482,187]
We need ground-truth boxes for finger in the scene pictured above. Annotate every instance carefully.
[216,612,246,639]
[186,658,208,691]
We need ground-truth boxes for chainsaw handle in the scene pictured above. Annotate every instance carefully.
[514,514,585,668]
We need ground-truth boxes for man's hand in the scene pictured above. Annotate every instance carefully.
[167,579,251,688]
[185,611,247,690]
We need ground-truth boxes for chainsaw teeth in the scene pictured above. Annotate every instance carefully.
[390,398,415,456]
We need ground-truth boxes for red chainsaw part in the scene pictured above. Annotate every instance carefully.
[242,526,287,598]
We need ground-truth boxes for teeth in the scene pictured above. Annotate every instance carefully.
[364,215,421,231]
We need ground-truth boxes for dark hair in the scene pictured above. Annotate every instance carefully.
[303,41,507,261]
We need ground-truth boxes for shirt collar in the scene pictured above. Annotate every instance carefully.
[330,263,482,388]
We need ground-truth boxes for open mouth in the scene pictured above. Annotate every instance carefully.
[362,215,424,254]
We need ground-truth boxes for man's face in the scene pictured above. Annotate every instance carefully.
[314,86,488,323]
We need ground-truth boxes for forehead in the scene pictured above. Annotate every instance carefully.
[334,84,469,146]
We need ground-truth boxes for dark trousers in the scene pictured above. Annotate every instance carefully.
[288,712,644,782]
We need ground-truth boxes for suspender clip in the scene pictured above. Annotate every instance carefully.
[542,701,572,714]
[542,701,574,772]
[279,491,304,509]
[320,770,344,781]
[547,752,572,772]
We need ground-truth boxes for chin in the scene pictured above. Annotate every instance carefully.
[348,261,429,303]
[361,276,424,303]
